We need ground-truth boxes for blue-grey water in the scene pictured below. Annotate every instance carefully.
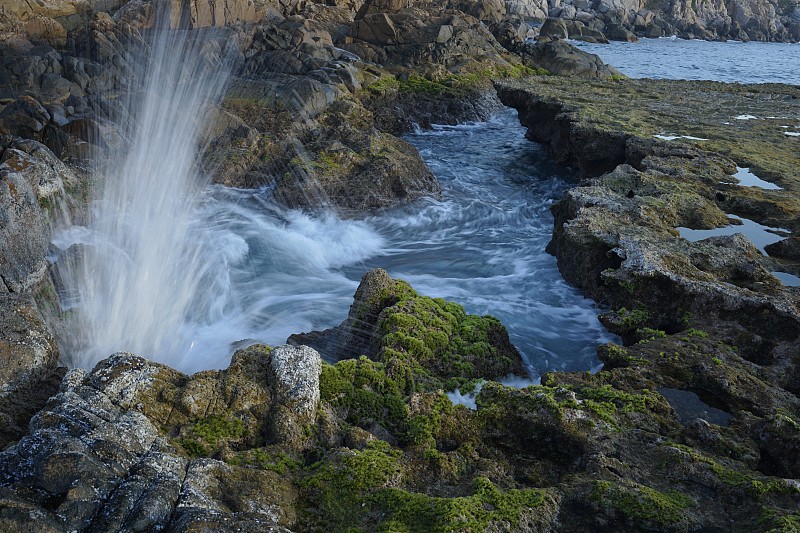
[571,38,800,84]
[57,109,616,376]
[58,33,796,376]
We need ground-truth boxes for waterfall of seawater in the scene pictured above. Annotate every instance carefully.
[53,14,239,370]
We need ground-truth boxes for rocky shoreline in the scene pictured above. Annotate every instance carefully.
[1,0,799,531]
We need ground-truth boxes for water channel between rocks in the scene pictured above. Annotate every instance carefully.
[55,37,800,377]
[164,109,619,376]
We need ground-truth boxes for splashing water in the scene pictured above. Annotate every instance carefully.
[53,10,240,369]
[51,10,616,375]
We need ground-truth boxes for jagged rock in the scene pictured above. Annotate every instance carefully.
[539,16,569,38]
[452,0,508,21]
[289,268,527,384]
[519,39,623,78]
[496,75,800,396]
[268,345,322,448]
[0,137,75,293]
[348,7,514,68]
[489,18,535,50]
[0,344,319,531]
[0,96,51,141]
[605,21,639,40]
[217,79,441,211]
[356,0,411,18]
[504,0,549,19]
[291,267,395,359]
[765,236,800,260]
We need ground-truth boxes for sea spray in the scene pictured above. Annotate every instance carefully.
[53,7,241,370]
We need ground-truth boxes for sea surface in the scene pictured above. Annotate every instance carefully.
[571,38,800,85]
[56,35,797,376]
[154,110,618,376]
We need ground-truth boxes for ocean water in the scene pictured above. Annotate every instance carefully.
[60,32,800,376]
[55,108,617,376]
[571,38,800,85]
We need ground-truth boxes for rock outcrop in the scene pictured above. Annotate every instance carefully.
[290,268,527,385]
[0,292,64,447]
[0,2,799,532]
[1,273,798,532]
[519,39,623,78]
[0,345,320,532]
[0,137,76,292]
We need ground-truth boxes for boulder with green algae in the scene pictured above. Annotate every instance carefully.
[290,268,526,388]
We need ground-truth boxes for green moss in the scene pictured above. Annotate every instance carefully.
[372,281,520,387]
[175,414,246,457]
[303,440,404,529]
[178,438,208,458]
[667,443,756,488]
[598,343,648,368]
[636,327,667,344]
[405,392,453,449]
[711,356,723,366]
[617,307,651,330]
[374,477,551,532]
[320,357,411,438]
[685,328,708,338]
[760,509,800,533]
[365,65,547,98]
[304,439,552,532]
[231,448,302,474]
[592,480,695,528]
[577,385,657,427]
[192,415,245,446]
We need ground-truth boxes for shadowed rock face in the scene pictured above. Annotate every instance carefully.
[0,293,64,447]
[518,39,623,79]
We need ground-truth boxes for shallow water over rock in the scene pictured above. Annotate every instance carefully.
[677,214,791,254]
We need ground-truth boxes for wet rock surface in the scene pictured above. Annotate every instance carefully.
[0,347,314,532]
[0,273,798,531]
[0,1,798,531]
[0,292,64,447]
[492,74,800,528]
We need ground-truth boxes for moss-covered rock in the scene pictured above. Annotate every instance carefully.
[292,268,527,389]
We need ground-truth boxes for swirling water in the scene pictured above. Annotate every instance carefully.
[59,33,799,375]
[55,107,616,375]
[53,18,242,370]
[571,38,800,84]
